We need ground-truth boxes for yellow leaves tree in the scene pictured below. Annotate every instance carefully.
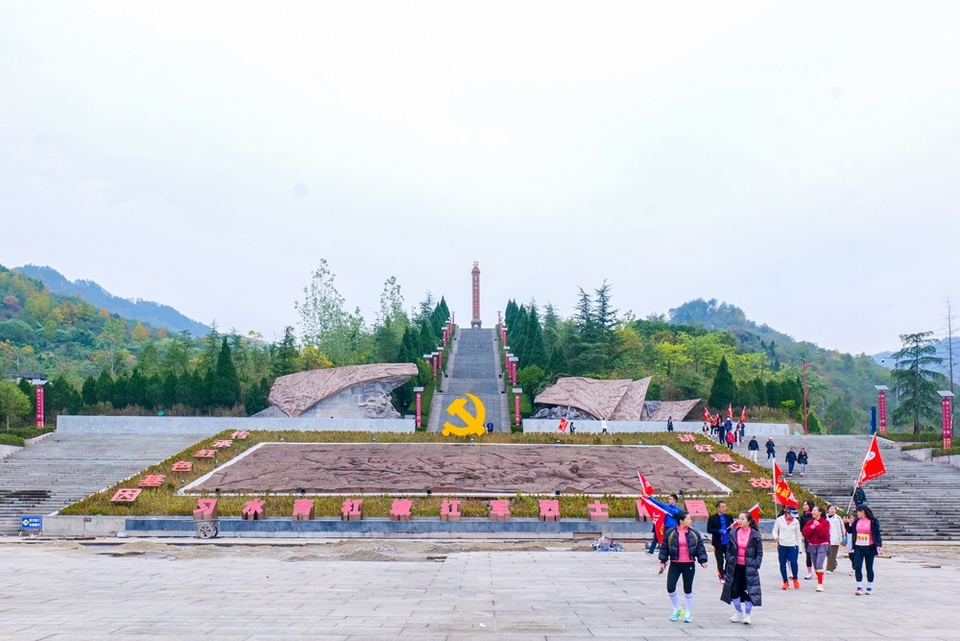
[301,346,334,371]
[131,322,150,342]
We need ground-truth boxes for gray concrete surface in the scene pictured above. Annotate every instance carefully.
[1,540,957,640]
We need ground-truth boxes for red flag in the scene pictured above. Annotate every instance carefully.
[636,471,654,496]
[727,404,733,419]
[557,417,568,433]
[773,461,799,508]
[748,503,761,523]
[740,406,747,422]
[640,496,667,543]
[857,435,887,486]
[703,407,711,422]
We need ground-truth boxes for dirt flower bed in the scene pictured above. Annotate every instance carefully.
[60,430,822,519]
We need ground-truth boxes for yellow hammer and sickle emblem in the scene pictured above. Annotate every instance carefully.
[442,393,486,437]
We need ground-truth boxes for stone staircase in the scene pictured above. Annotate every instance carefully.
[429,328,510,433]
[0,432,203,535]
[761,435,960,540]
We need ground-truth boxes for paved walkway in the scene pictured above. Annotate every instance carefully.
[2,540,958,640]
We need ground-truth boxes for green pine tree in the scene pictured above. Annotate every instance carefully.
[548,344,569,376]
[210,338,241,408]
[522,304,548,369]
[708,356,736,409]
[244,378,270,415]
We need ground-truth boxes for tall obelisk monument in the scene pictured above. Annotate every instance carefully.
[471,261,482,328]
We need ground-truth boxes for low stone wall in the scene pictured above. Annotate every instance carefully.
[521,420,789,436]
[56,416,416,435]
[36,515,128,537]
[903,448,933,461]
[119,516,776,538]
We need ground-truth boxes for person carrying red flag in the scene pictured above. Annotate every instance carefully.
[644,494,684,555]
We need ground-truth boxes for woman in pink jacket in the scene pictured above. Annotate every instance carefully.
[802,505,831,592]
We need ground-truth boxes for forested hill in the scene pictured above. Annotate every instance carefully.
[668,299,891,422]
[14,265,209,336]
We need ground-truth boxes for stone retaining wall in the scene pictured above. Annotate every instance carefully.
[521,419,789,436]
[56,416,415,435]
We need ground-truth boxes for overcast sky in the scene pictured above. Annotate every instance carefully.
[1,2,958,354]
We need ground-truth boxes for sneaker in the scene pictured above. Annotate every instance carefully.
[670,609,684,621]
[730,611,744,623]
[816,585,824,592]
[782,582,789,590]
[866,587,873,595]
[805,574,813,580]
[855,587,864,596]
[646,550,655,556]
[742,615,752,625]
[792,578,801,589]
[683,613,693,623]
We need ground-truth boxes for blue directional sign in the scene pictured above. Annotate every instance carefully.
[20,516,42,530]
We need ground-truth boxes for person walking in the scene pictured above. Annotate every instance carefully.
[799,500,815,580]
[797,448,809,476]
[736,420,745,443]
[706,501,732,582]
[721,511,763,625]
[772,507,801,589]
[826,505,844,573]
[785,447,798,476]
[725,429,735,449]
[748,436,759,462]
[646,494,684,555]
[658,510,709,623]
[846,505,883,595]
[843,513,857,573]
[765,437,776,461]
[666,416,674,432]
[802,505,831,591]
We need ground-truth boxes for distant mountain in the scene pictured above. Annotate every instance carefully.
[14,265,209,337]
[668,298,892,421]
[873,340,958,381]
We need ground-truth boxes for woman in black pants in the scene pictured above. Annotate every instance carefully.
[658,510,709,623]
[799,500,815,579]
[846,505,883,595]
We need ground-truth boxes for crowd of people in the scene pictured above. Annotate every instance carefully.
[650,497,883,625]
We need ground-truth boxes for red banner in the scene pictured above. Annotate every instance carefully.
[36,385,44,428]
[515,392,521,426]
[748,503,761,524]
[773,461,799,508]
[415,391,422,429]
[640,496,667,543]
[858,434,887,486]
[943,397,953,451]
[878,390,887,435]
[636,471,654,496]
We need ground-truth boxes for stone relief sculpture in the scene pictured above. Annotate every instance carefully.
[533,375,699,421]
[266,363,418,418]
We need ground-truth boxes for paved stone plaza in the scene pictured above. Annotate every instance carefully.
[2,540,958,640]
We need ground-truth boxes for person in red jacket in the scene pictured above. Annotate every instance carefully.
[802,505,831,592]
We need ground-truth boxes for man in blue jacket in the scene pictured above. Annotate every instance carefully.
[646,494,685,555]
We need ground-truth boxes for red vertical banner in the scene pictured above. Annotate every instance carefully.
[438,350,443,371]
[415,391,422,429]
[943,396,953,451]
[36,385,44,428]
[515,391,521,426]
[432,354,438,380]
[878,390,887,435]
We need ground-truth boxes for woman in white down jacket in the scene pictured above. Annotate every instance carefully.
[772,508,802,590]
[826,505,844,572]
